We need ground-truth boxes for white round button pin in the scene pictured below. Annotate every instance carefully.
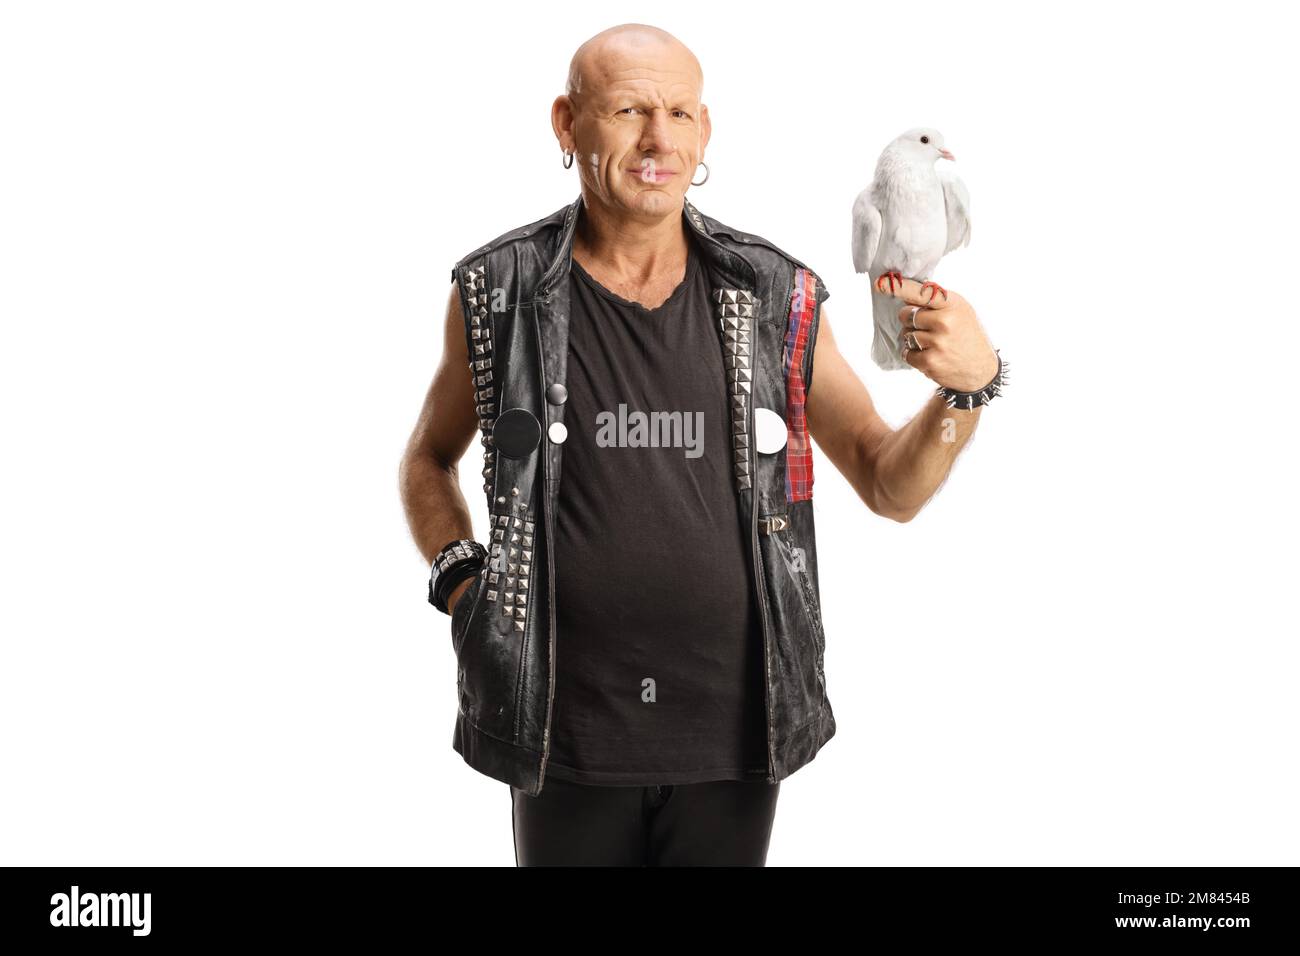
[754,407,787,454]
[548,421,568,444]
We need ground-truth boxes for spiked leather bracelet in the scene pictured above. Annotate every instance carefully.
[936,349,1008,410]
[428,539,487,615]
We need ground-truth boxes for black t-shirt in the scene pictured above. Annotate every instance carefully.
[546,233,769,786]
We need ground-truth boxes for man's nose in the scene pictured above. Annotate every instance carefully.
[638,109,677,155]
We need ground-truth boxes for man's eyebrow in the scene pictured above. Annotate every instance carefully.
[604,98,695,112]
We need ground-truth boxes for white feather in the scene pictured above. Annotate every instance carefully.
[938,166,972,255]
[851,188,881,274]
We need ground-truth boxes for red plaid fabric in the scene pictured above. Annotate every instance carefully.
[783,269,818,502]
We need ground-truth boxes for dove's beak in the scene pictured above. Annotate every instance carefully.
[939,148,956,161]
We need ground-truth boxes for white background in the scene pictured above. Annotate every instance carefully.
[2,0,1296,866]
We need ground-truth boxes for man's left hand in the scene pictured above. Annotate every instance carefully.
[892,278,998,393]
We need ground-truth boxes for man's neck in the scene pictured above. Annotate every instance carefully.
[572,192,690,285]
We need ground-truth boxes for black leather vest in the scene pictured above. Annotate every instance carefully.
[448,193,836,795]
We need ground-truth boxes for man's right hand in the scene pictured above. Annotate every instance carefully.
[448,576,475,615]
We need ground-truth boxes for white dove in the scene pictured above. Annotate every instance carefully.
[851,127,972,370]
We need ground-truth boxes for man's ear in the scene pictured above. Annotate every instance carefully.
[700,103,711,151]
[551,94,576,151]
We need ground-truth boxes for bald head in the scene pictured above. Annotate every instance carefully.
[566,23,703,106]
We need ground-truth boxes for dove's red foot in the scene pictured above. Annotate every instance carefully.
[875,270,905,294]
[920,280,948,304]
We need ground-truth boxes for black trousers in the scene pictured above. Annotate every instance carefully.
[510,775,781,866]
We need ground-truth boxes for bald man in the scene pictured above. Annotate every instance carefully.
[400,24,1002,866]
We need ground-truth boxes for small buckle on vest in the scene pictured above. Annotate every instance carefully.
[759,514,790,534]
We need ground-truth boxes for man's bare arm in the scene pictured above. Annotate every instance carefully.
[806,288,992,522]
[398,281,482,610]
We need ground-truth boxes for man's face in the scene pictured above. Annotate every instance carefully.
[567,62,709,220]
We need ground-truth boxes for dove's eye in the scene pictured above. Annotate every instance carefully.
[920,136,930,144]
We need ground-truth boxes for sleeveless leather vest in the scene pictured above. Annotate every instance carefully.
[448,192,836,795]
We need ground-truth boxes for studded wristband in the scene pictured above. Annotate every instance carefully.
[936,349,1008,410]
[428,539,488,615]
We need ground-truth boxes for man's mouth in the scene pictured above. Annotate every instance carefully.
[629,168,676,183]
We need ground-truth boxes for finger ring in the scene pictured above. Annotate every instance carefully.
[904,331,921,351]
[907,306,921,330]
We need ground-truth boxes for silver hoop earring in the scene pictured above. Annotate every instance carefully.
[691,161,710,186]
[562,150,574,169]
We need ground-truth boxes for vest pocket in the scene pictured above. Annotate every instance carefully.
[759,517,826,734]
[450,568,485,658]
[453,567,525,741]
[773,527,827,695]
